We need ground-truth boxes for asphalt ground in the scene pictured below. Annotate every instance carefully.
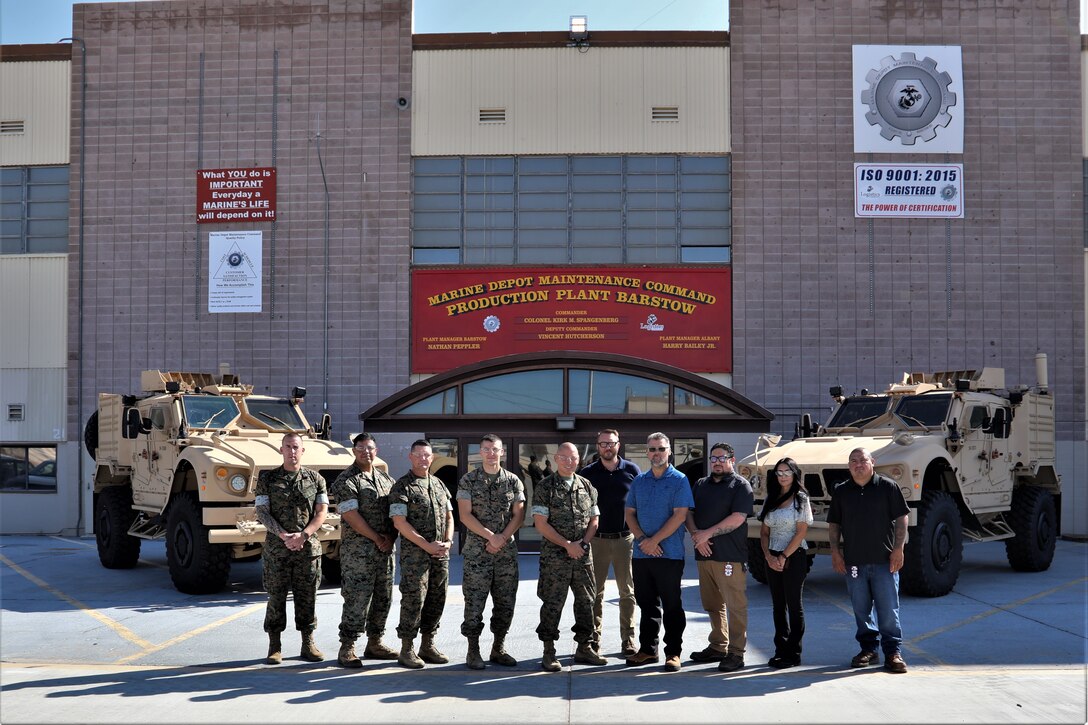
[0,534,1085,724]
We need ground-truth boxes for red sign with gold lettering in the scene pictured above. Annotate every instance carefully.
[411,266,731,373]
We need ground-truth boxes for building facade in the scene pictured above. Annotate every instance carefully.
[0,0,1083,537]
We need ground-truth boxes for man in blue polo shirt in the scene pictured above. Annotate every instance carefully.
[624,432,694,673]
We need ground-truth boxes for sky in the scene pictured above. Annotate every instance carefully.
[0,0,728,45]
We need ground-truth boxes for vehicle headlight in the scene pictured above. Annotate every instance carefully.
[883,465,905,481]
[230,474,247,492]
[738,465,753,478]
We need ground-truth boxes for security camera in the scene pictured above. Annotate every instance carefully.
[396,96,410,110]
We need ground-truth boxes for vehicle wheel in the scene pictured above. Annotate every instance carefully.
[747,538,768,585]
[1005,486,1057,572]
[902,490,963,597]
[84,411,99,460]
[95,487,141,568]
[166,493,230,594]
[321,553,342,586]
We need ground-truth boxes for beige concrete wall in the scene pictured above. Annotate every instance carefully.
[0,60,70,165]
[412,46,729,155]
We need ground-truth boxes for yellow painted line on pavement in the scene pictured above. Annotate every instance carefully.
[114,602,267,665]
[0,551,155,650]
[912,576,1088,644]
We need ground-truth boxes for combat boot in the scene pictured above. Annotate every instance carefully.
[363,635,398,660]
[541,641,562,672]
[266,632,282,665]
[490,634,517,667]
[300,632,324,662]
[574,642,607,665]
[337,639,362,668]
[418,633,449,664]
[466,637,486,670]
[398,638,425,669]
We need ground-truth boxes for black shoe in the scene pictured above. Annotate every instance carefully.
[768,655,799,669]
[690,646,728,662]
[717,653,744,672]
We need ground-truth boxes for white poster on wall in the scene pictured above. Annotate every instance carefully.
[853,45,964,154]
[209,231,262,313]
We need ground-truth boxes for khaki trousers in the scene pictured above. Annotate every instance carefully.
[696,559,748,656]
[590,534,636,648]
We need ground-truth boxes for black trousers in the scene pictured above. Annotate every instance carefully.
[766,549,808,659]
[632,557,686,657]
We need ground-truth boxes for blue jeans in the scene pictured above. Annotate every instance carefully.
[844,564,902,656]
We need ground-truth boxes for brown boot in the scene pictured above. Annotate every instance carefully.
[418,633,449,664]
[466,637,486,670]
[489,634,517,667]
[266,632,282,665]
[398,638,424,669]
[574,642,607,665]
[300,632,324,662]
[337,640,362,668]
[363,635,398,660]
[541,641,561,672]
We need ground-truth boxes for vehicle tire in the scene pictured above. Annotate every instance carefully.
[1005,486,1057,572]
[84,411,99,460]
[95,486,141,568]
[747,538,768,585]
[902,490,963,597]
[321,553,342,586]
[165,493,231,594]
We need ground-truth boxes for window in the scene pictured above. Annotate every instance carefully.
[568,369,669,414]
[411,155,730,265]
[463,370,563,414]
[0,445,57,492]
[0,166,69,254]
[399,388,458,415]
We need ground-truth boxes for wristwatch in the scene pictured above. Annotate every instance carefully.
[579,541,590,553]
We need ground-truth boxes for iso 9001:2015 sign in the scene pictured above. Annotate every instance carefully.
[855,163,963,219]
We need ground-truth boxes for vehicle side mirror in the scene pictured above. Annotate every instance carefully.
[123,408,143,439]
[319,413,332,440]
[988,408,1008,439]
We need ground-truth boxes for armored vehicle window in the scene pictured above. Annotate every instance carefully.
[967,406,988,429]
[826,397,891,429]
[149,406,168,430]
[244,399,306,431]
[181,396,240,429]
[893,393,952,429]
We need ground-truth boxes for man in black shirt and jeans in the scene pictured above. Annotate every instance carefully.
[686,442,753,672]
[579,428,641,657]
[827,447,910,674]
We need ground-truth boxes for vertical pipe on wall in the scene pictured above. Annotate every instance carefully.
[315,126,330,416]
[270,51,279,317]
[196,52,204,321]
[59,36,86,533]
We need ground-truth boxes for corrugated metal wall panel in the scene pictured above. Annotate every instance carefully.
[0,254,67,368]
[0,367,66,442]
[0,61,71,166]
[412,47,729,155]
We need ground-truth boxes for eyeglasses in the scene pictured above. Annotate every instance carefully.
[596,441,618,448]
[354,446,377,452]
[774,470,793,477]
[480,448,502,455]
[709,455,732,462]
[647,446,668,453]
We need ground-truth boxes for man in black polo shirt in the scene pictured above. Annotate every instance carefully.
[686,442,753,672]
[579,428,641,657]
[827,447,910,674]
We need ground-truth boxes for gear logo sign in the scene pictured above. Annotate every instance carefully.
[861,51,957,145]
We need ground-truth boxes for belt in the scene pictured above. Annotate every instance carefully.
[595,531,631,540]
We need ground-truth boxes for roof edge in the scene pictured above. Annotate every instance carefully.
[1,44,74,62]
[413,30,729,51]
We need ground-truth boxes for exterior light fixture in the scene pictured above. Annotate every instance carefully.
[569,15,588,43]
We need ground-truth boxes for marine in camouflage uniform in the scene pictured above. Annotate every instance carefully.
[389,439,454,668]
[532,442,606,671]
[254,433,328,664]
[456,434,526,669]
[330,432,399,667]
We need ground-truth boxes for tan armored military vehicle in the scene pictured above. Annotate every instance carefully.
[739,354,1060,597]
[86,368,358,594]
